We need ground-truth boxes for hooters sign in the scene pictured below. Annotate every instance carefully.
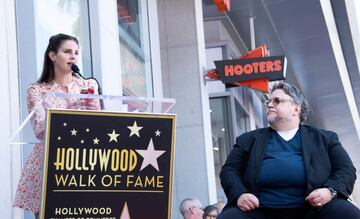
[205,45,287,93]
[214,56,287,92]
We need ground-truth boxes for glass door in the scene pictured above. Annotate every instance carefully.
[209,95,249,204]
[209,96,232,203]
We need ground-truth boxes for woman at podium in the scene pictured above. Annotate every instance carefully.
[13,33,100,218]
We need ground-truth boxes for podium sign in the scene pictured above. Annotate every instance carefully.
[40,109,176,219]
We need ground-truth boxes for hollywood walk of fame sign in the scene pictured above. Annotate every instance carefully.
[40,109,176,219]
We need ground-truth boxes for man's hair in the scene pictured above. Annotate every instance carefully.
[179,198,196,216]
[270,82,310,122]
[203,205,220,216]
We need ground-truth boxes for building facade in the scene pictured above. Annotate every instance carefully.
[1,0,359,219]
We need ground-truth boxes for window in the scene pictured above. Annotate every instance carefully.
[117,0,153,96]
[235,100,248,137]
[35,0,92,76]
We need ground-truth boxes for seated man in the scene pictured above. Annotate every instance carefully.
[180,198,204,219]
[218,82,360,219]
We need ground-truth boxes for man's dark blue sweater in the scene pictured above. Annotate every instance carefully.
[259,130,306,208]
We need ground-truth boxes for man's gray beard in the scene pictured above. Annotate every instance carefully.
[267,116,291,125]
[267,115,291,124]
[267,117,278,124]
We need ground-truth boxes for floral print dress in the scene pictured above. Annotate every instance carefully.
[13,75,100,213]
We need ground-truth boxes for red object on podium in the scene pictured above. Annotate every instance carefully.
[80,88,95,106]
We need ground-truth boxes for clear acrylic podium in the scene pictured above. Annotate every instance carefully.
[11,92,176,219]
[10,92,176,145]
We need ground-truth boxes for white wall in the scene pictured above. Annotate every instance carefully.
[0,0,22,218]
[158,0,217,218]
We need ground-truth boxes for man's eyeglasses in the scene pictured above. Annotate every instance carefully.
[190,206,203,211]
[264,97,293,106]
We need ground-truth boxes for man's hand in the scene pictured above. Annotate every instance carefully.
[237,193,259,212]
[305,188,332,207]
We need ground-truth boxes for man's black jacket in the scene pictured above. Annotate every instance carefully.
[220,125,356,208]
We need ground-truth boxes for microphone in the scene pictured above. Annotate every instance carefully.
[71,64,104,109]
[71,64,80,74]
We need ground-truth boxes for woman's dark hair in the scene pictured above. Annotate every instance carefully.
[270,81,310,123]
[203,205,220,218]
[37,33,79,83]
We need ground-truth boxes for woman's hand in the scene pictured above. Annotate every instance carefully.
[237,193,259,212]
[79,87,101,110]
[79,98,100,110]
[305,188,332,207]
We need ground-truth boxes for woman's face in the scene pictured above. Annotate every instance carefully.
[49,40,79,74]
[204,209,217,219]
